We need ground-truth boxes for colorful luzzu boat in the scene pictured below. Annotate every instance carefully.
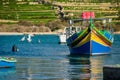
[66,12,114,55]
[0,57,17,68]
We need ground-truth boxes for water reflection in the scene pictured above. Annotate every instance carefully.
[14,55,105,80]
[68,55,105,80]
[15,57,70,80]
[0,67,16,80]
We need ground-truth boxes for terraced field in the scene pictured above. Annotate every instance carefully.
[0,1,119,25]
[54,2,119,22]
[0,4,56,24]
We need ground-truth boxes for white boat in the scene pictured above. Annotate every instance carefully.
[58,27,80,44]
[58,32,66,44]
[58,27,68,44]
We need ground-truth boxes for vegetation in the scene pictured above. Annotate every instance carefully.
[0,0,119,32]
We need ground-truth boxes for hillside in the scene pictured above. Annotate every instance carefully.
[0,0,119,32]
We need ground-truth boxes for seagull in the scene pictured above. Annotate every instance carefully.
[27,34,32,42]
[20,36,25,41]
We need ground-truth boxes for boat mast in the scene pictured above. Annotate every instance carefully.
[102,19,106,30]
[109,18,113,33]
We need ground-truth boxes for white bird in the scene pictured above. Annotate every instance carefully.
[20,36,25,41]
[38,39,41,43]
[27,34,32,42]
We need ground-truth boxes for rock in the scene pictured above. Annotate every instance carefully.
[103,65,120,80]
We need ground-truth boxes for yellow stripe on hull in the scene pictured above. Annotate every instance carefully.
[73,29,110,48]
[69,27,88,46]
[91,31,109,47]
[74,32,90,48]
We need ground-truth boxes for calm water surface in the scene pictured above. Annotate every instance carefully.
[0,34,120,80]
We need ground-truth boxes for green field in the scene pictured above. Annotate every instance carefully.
[0,0,119,25]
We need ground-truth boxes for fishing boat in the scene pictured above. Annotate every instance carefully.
[66,12,114,55]
[0,57,17,68]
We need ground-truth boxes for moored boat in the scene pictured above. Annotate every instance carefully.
[0,57,17,68]
[58,27,68,44]
[58,33,66,44]
[66,12,114,55]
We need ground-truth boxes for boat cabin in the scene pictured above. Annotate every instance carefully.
[65,18,113,38]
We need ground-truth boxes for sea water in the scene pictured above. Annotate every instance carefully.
[0,34,120,80]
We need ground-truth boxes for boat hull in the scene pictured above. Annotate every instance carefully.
[69,40,111,55]
[0,61,15,68]
[67,27,113,55]
[0,57,17,68]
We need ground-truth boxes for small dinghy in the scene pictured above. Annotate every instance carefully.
[0,57,17,68]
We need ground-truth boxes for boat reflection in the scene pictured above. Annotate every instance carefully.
[13,55,105,80]
[68,55,104,80]
[0,67,16,76]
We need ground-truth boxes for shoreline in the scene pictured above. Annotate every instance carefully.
[0,32,58,35]
[0,31,120,35]
[113,32,120,34]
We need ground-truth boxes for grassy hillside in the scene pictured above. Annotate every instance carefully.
[0,0,119,32]
[0,4,56,23]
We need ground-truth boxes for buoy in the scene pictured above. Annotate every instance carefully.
[38,39,41,43]
[12,45,18,52]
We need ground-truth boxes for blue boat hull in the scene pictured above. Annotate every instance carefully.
[67,27,113,55]
[69,40,111,55]
[0,61,15,68]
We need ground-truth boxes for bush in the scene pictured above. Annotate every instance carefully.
[18,20,33,26]
[45,20,64,31]
[113,24,120,32]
